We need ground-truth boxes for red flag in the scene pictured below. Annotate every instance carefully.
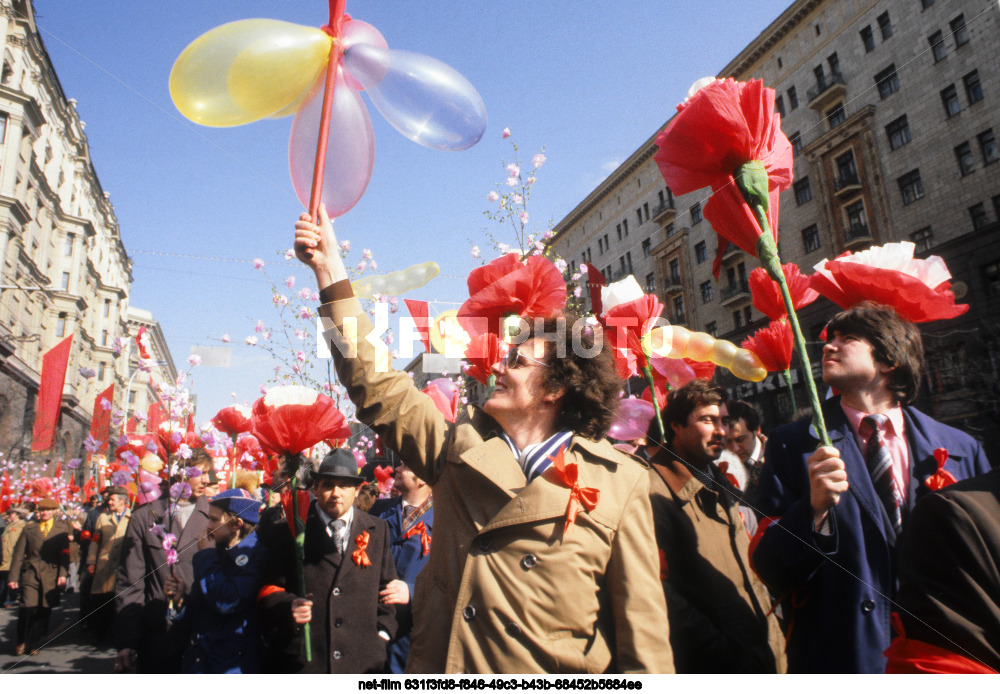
[587,265,607,318]
[135,326,152,360]
[186,412,195,433]
[54,461,63,479]
[32,335,74,451]
[147,401,165,432]
[90,383,115,452]
[125,416,138,433]
[404,299,431,354]
[82,475,95,502]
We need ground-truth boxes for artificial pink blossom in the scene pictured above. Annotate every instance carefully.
[487,191,499,203]
[283,248,294,261]
[298,306,313,320]
[245,336,258,346]
[255,320,264,334]
[100,398,112,411]
[295,329,308,341]
[79,366,96,378]
[502,127,510,139]
[221,334,231,343]
[188,354,202,367]
[532,153,546,168]
[527,176,536,185]
[471,245,481,259]
[506,164,520,177]
[340,239,351,252]
[520,212,530,225]
[285,276,295,289]
[295,351,306,363]
[512,194,522,204]
[505,177,518,187]
[253,258,264,270]
[298,288,312,301]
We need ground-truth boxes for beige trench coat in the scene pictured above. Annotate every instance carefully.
[87,509,130,594]
[322,286,673,674]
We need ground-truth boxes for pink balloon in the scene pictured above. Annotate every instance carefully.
[136,469,163,505]
[289,65,375,218]
[429,377,458,401]
[340,19,388,91]
[608,397,656,441]
[352,448,367,470]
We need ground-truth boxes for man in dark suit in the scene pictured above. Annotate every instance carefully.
[7,497,72,655]
[752,301,991,673]
[370,462,433,673]
[114,468,211,673]
[259,449,397,673]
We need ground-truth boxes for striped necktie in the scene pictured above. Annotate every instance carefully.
[861,414,903,535]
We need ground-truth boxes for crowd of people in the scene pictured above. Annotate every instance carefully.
[0,208,996,675]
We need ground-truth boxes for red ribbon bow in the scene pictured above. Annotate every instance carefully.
[925,447,957,491]
[547,446,600,534]
[353,531,371,567]
[717,461,741,490]
[402,521,432,556]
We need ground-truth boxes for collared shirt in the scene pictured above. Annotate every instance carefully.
[746,435,764,467]
[317,504,354,547]
[500,429,574,482]
[841,401,910,503]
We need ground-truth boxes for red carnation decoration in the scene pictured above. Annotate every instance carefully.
[741,320,794,373]
[457,254,566,339]
[654,78,793,278]
[250,385,351,455]
[603,294,665,379]
[749,264,818,321]
[212,404,253,436]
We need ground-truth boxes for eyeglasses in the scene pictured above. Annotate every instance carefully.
[504,344,550,369]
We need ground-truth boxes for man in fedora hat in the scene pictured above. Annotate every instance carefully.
[259,449,397,673]
[86,485,130,642]
[7,497,73,655]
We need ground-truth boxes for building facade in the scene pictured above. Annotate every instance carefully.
[548,0,1000,453]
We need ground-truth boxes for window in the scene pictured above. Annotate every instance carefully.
[604,233,609,249]
[0,112,7,144]
[955,142,975,176]
[645,273,655,293]
[700,281,713,304]
[929,31,947,62]
[733,310,744,330]
[979,129,998,164]
[970,203,988,230]
[941,85,960,117]
[641,238,652,257]
[860,26,875,53]
[622,219,628,236]
[964,70,983,104]
[789,131,802,156]
[828,53,840,76]
[63,234,73,256]
[101,329,108,346]
[598,238,604,254]
[616,224,622,241]
[802,224,821,252]
[636,209,642,226]
[835,150,858,187]
[886,115,911,150]
[694,241,707,264]
[951,15,969,47]
[56,312,66,338]
[60,272,70,290]
[877,12,892,40]
[815,24,821,37]
[644,202,649,221]
[103,299,111,317]
[619,256,627,275]
[787,86,798,110]
[875,64,899,100]
[898,169,924,205]
[744,306,753,325]
[673,296,685,322]
[129,390,137,405]
[775,95,785,118]
[706,321,717,338]
[845,200,868,236]
[910,227,934,252]
[777,57,783,69]
[827,104,846,128]
[665,222,675,237]
[794,177,812,205]
[921,0,934,7]
[98,363,106,381]
[668,258,680,282]
[983,262,1000,298]
[625,251,633,274]
[581,252,588,265]
[690,203,702,224]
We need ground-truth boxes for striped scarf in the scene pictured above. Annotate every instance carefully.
[500,430,574,482]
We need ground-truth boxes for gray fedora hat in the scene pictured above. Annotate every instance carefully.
[313,448,364,483]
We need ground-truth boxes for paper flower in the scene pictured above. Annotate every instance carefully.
[457,254,567,339]
[810,242,968,323]
[212,404,253,436]
[654,78,792,277]
[741,320,794,372]
[250,385,351,455]
[600,278,665,380]
[463,332,508,386]
[749,264,818,321]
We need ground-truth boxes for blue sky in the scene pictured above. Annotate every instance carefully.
[34,0,793,419]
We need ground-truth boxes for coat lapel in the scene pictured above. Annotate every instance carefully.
[825,402,888,539]
[903,407,949,509]
[459,437,527,499]
[343,511,377,571]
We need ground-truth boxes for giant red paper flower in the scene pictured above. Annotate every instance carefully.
[250,385,351,455]
[463,332,508,385]
[211,404,253,436]
[810,242,968,323]
[654,78,793,277]
[457,254,566,339]
[741,320,793,372]
[233,432,268,471]
[749,264,818,320]
[603,294,665,379]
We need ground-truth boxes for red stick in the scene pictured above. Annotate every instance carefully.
[308,0,349,223]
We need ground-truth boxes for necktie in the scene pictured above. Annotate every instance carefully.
[861,414,903,535]
[328,518,346,553]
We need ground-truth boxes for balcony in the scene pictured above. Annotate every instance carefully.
[720,280,750,306]
[721,242,743,262]
[834,171,862,197]
[807,71,846,111]
[651,198,676,224]
[663,276,684,295]
[843,223,872,249]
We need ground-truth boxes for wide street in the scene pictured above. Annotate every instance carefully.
[0,592,116,674]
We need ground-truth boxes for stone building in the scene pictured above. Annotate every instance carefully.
[0,1,171,465]
[548,0,1000,453]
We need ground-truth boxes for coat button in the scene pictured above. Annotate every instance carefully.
[520,553,537,570]
[505,622,522,637]
[333,650,342,659]
[462,605,477,621]
[332,587,341,596]
[478,536,493,552]
[335,618,343,627]
[861,599,875,613]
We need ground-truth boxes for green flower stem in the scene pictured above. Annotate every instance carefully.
[290,471,312,663]
[640,338,665,441]
[755,229,830,447]
[486,374,496,399]
[782,367,798,415]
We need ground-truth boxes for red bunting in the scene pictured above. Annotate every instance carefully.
[403,299,431,354]
[90,383,115,452]
[32,335,74,451]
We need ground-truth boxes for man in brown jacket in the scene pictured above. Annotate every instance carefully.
[7,497,73,655]
[1,506,28,607]
[646,380,785,673]
[86,485,130,641]
[294,209,672,674]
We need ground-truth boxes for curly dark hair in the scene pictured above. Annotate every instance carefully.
[522,315,622,440]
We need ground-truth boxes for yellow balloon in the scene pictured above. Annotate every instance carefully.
[710,339,739,369]
[686,331,715,362]
[428,310,471,358]
[170,19,331,127]
[351,262,440,298]
[730,350,767,382]
[666,326,691,359]
[646,326,674,357]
